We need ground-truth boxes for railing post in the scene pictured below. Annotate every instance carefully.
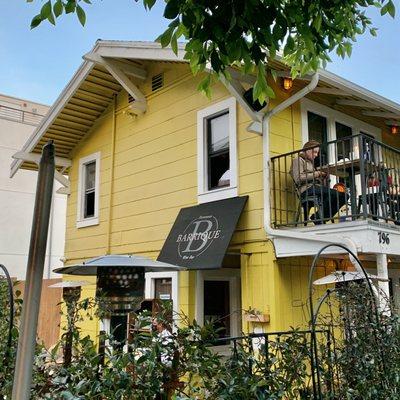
[358,135,368,220]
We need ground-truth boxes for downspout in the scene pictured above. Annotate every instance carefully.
[261,73,361,270]
[106,95,117,254]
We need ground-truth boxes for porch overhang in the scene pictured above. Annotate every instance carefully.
[273,220,400,259]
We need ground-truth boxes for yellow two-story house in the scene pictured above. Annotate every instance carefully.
[11,40,400,340]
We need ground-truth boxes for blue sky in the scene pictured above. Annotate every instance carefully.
[0,1,399,105]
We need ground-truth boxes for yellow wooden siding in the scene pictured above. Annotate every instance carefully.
[63,64,328,334]
[240,245,337,333]
[59,277,98,342]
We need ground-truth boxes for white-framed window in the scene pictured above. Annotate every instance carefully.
[145,271,179,319]
[76,152,100,228]
[197,97,238,204]
[301,98,380,149]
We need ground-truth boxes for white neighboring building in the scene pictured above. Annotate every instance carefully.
[0,94,66,280]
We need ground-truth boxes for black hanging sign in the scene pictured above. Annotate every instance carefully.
[157,196,248,269]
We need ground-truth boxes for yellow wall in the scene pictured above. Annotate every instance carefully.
[63,63,323,336]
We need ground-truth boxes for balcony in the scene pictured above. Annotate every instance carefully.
[0,104,44,126]
[270,134,400,257]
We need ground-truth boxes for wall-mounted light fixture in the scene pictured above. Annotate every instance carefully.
[282,77,293,91]
[391,125,399,135]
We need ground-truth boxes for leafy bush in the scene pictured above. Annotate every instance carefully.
[2,281,400,399]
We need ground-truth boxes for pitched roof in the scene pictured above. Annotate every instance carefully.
[11,40,400,177]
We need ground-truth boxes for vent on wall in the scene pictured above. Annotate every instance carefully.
[151,73,164,92]
[128,94,135,103]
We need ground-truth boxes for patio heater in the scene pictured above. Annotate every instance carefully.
[53,255,184,345]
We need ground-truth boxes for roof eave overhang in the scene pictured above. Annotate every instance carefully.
[11,41,400,178]
[10,41,189,178]
[10,59,96,178]
[318,69,400,117]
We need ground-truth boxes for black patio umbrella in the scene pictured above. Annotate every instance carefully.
[53,254,186,275]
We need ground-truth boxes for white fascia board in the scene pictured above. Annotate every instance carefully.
[318,69,400,116]
[95,40,187,62]
[10,60,95,178]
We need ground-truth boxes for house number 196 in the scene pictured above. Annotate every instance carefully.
[378,232,390,245]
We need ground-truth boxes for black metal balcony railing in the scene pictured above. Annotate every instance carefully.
[0,104,44,125]
[271,134,400,227]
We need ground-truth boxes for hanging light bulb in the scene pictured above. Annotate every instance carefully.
[282,77,293,91]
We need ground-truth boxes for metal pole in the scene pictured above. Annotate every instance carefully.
[376,253,390,314]
[0,264,14,400]
[0,264,14,359]
[12,141,55,400]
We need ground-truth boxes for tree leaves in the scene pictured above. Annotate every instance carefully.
[381,0,396,17]
[40,1,52,19]
[29,1,91,28]
[76,4,86,26]
[53,0,63,18]
[26,0,396,102]
[164,0,180,19]
[30,14,42,29]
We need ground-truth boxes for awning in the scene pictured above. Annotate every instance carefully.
[157,196,248,269]
[53,254,185,275]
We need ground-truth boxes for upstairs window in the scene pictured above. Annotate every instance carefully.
[335,122,353,160]
[302,99,380,164]
[83,161,96,218]
[207,112,230,189]
[197,98,237,203]
[307,111,328,166]
[77,152,100,228]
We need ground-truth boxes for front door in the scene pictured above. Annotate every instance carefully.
[196,268,241,339]
[204,280,231,338]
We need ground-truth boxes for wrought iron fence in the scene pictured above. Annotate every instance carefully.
[0,104,44,125]
[270,133,400,227]
[212,329,332,399]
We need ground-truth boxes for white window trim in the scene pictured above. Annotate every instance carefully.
[301,98,381,145]
[197,97,238,204]
[76,152,100,228]
[195,269,241,338]
[145,271,179,321]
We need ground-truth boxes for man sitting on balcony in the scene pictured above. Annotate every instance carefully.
[290,140,347,223]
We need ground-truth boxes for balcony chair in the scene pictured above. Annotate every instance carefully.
[357,167,400,224]
[294,188,324,226]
